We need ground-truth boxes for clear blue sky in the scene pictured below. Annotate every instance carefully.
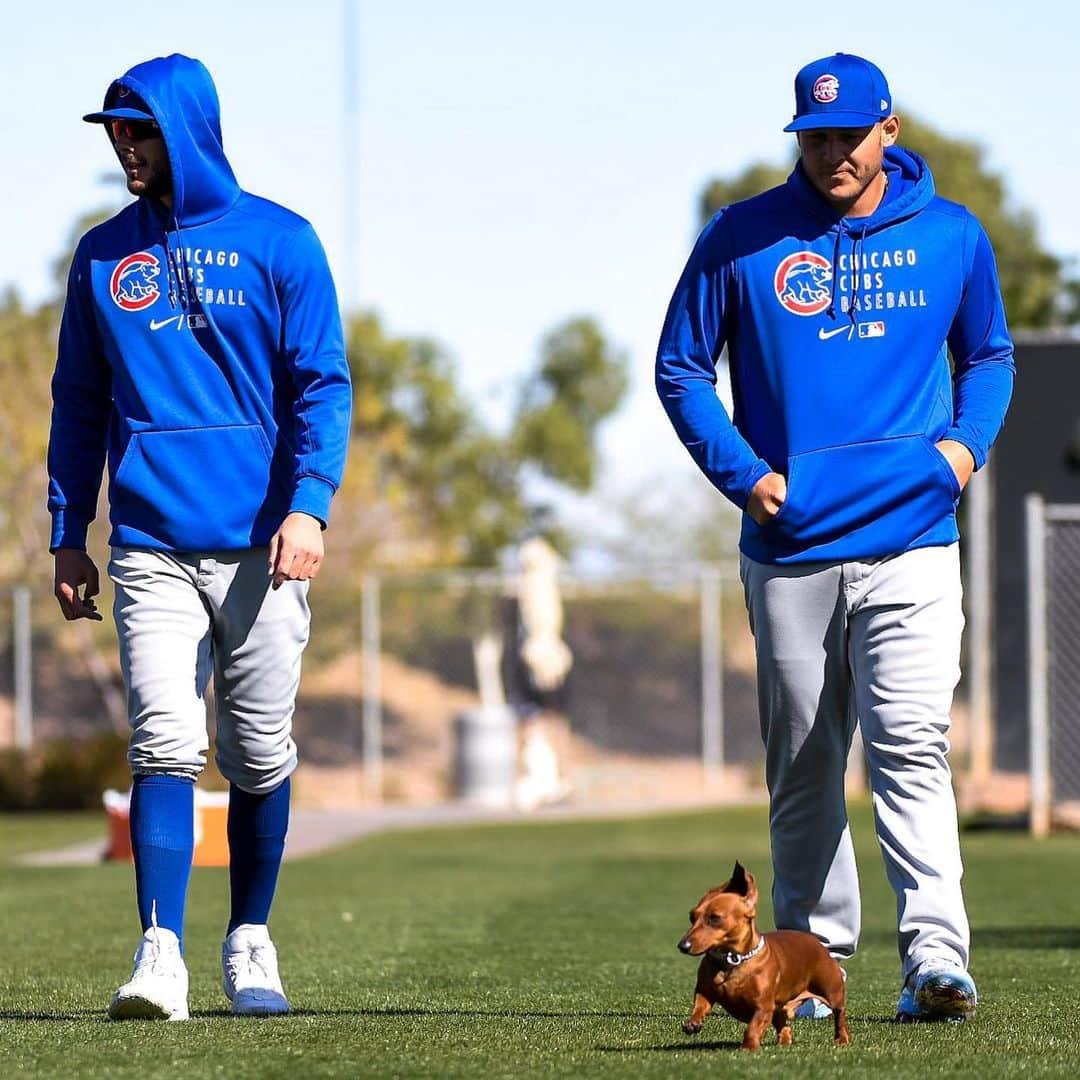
[2,1,1076,509]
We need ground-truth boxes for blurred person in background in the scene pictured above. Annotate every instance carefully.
[656,52,1013,1023]
[47,54,351,1021]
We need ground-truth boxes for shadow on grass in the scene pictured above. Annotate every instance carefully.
[599,1039,744,1052]
[0,1009,106,1021]
[859,924,1080,950]
[973,926,1080,949]
[284,1006,675,1021]
[4,1005,679,1023]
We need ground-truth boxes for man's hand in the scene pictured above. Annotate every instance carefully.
[54,548,103,621]
[746,472,788,526]
[268,512,325,590]
[934,439,976,491]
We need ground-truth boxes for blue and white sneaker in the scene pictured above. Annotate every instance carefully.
[792,966,845,1019]
[793,997,835,1019]
[222,924,290,1016]
[896,959,977,1023]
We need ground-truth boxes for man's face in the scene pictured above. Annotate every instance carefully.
[797,118,898,209]
[110,118,172,203]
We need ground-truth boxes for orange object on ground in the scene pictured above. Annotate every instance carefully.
[103,788,231,866]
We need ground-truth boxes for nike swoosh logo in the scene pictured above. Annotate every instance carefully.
[149,316,180,331]
[818,325,850,340]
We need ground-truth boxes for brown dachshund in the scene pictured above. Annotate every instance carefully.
[677,862,850,1050]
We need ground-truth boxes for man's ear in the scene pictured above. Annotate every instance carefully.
[881,114,900,148]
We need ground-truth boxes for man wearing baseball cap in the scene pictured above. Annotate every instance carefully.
[48,54,352,1021]
[657,53,1014,1023]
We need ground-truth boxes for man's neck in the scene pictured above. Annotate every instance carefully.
[831,169,887,220]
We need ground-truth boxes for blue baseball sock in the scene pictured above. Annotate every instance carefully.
[129,774,196,950]
[227,778,290,932]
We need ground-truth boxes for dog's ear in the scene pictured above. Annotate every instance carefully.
[741,867,759,913]
[726,861,749,895]
[725,862,759,910]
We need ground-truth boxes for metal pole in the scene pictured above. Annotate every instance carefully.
[342,0,361,310]
[361,571,382,800]
[13,587,32,750]
[1026,494,1050,838]
[967,458,994,783]
[700,566,724,782]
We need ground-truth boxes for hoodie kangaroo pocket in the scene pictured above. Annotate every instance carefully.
[767,435,961,552]
[112,425,274,548]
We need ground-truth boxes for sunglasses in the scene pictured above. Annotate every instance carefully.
[109,118,161,142]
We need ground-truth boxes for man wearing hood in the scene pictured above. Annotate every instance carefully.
[657,54,1014,1023]
[47,55,352,1021]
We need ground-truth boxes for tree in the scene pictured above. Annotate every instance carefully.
[334,312,629,570]
[512,317,629,491]
[4,205,629,579]
[699,115,1076,328]
[333,312,529,569]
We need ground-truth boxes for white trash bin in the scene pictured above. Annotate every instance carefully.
[454,706,517,807]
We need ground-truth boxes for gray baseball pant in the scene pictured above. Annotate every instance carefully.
[740,543,969,979]
[109,547,309,794]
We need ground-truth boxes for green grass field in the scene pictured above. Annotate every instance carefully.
[2,803,1079,1078]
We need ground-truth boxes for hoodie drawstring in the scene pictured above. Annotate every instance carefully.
[847,224,871,330]
[163,216,191,315]
[826,225,843,321]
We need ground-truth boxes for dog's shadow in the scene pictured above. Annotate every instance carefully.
[599,1039,745,1053]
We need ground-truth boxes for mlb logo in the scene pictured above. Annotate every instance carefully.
[858,321,886,339]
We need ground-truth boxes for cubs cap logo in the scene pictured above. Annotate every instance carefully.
[110,252,161,311]
[774,251,833,316]
[812,74,839,103]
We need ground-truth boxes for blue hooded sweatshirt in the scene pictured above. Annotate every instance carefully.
[48,54,351,553]
[656,147,1014,564]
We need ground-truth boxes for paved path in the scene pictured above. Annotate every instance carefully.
[14,794,760,867]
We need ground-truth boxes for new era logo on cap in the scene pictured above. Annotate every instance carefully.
[784,53,892,132]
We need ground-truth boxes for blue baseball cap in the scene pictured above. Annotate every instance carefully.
[83,82,156,125]
[784,53,892,132]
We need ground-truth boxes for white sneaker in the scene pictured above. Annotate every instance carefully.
[222,924,290,1016]
[108,926,190,1021]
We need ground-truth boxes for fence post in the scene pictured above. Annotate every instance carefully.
[1026,494,1050,838]
[967,459,994,784]
[700,566,724,782]
[361,571,382,801]
[13,586,32,750]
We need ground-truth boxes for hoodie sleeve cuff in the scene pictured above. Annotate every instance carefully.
[289,475,337,529]
[941,428,986,471]
[50,512,89,554]
[733,460,774,510]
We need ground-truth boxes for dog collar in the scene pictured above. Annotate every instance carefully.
[710,934,766,967]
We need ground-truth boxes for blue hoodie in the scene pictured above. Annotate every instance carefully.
[656,147,1014,564]
[48,54,351,553]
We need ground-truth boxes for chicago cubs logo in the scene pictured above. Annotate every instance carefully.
[774,251,833,316]
[813,74,839,103]
[110,252,161,311]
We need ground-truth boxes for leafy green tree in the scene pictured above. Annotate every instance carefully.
[335,313,528,568]
[336,313,628,569]
[699,115,1076,328]
[512,317,629,491]
[3,204,629,579]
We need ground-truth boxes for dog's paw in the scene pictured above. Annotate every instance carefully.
[682,1020,703,1035]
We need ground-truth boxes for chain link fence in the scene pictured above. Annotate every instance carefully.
[3,556,989,812]
[1026,497,1080,834]
[355,567,763,806]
